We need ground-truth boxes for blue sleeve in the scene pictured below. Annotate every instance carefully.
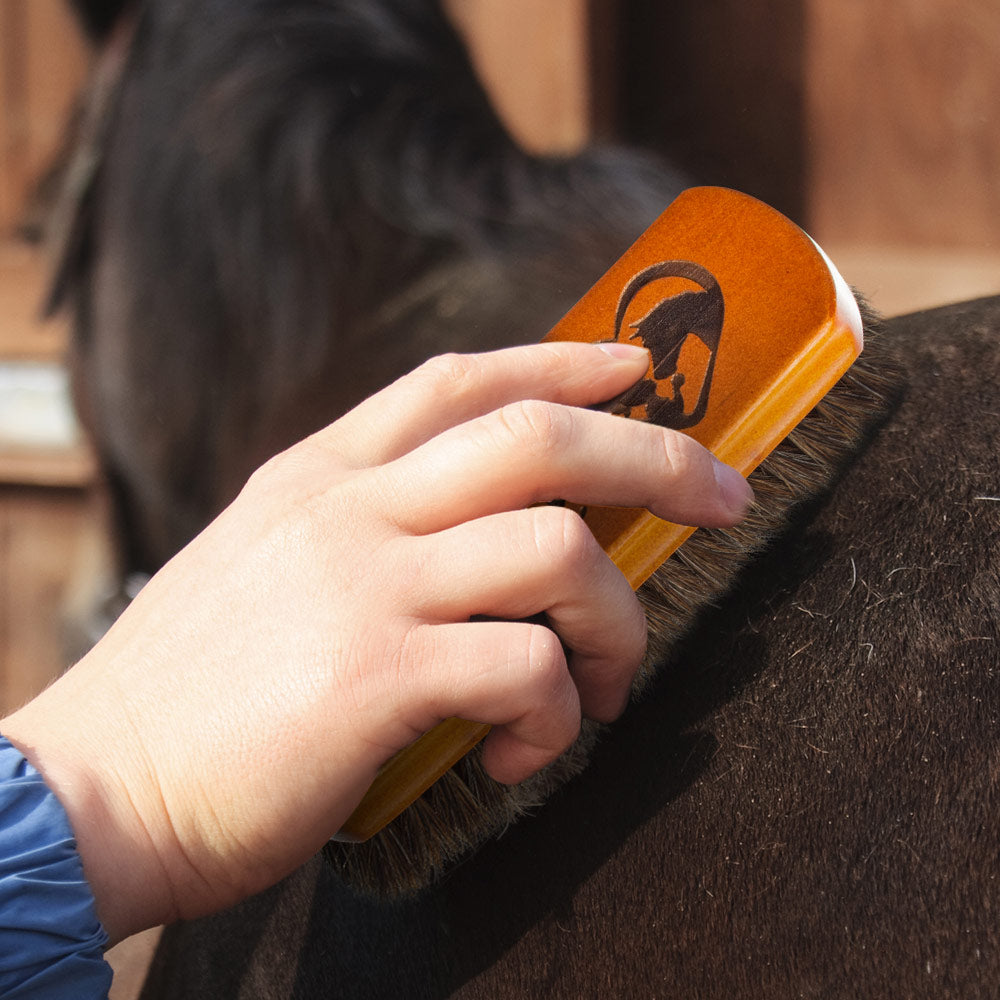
[0,735,112,999]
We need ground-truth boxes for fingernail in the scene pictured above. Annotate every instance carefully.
[596,341,650,362]
[714,460,754,517]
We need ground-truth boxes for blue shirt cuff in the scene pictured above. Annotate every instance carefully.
[0,734,112,999]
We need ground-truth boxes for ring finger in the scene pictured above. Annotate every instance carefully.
[405,504,647,723]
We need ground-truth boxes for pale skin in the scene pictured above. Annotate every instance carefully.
[2,341,753,946]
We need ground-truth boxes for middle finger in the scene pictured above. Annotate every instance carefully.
[372,400,753,535]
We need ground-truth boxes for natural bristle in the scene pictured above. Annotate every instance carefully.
[323,722,604,896]
[324,296,904,898]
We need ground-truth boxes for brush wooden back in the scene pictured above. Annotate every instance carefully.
[336,186,864,844]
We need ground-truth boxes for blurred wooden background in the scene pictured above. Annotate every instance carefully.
[0,0,95,718]
[1,0,999,993]
[447,0,1000,313]
[0,0,89,237]
[4,0,1000,316]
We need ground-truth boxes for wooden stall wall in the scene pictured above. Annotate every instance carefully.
[0,0,89,238]
[0,0,96,718]
[803,0,1000,311]
[806,0,1000,250]
[613,0,1000,313]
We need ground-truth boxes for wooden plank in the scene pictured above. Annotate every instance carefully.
[0,0,28,234]
[0,0,89,236]
[805,0,1000,249]
[0,485,101,714]
[823,243,1000,319]
[0,239,69,359]
[21,0,89,196]
[0,240,95,486]
[0,444,96,488]
[444,0,593,153]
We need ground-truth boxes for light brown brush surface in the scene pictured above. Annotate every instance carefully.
[335,186,868,844]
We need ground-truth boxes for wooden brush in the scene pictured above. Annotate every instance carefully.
[323,187,902,894]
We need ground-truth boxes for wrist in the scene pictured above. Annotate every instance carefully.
[2,666,180,944]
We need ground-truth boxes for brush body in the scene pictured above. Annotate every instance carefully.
[334,185,866,846]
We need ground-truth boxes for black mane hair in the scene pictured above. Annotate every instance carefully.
[55,0,685,576]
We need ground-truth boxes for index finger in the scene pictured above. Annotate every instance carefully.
[309,341,650,468]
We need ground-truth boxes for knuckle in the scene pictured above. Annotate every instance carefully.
[242,449,298,501]
[494,399,571,459]
[243,454,281,493]
[243,436,337,502]
[524,625,568,694]
[524,631,578,741]
[656,427,702,483]
[529,504,596,572]
[413,352,479,395]
[505,626,581,765]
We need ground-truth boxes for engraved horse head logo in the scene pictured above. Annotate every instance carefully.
[605,260,724,430]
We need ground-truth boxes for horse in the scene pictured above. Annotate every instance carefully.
[136,293,1000,999]
[51,1,999,996]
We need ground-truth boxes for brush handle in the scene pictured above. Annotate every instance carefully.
[333,186,862,844]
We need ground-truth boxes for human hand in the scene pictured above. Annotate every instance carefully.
[2,341,752,942]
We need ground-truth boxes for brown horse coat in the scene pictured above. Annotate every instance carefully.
[140,295,1000,998]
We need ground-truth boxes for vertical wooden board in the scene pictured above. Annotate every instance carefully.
[0,0,88,236]
[804,0,1000,249]
[22,0,89,186]
[0,488,94,714]
[0,240,70,358]
[444,0,593,152]
[0,0,27,234]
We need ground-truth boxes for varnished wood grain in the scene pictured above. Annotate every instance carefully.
[338,186,861,841]
[542,186,859,585]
